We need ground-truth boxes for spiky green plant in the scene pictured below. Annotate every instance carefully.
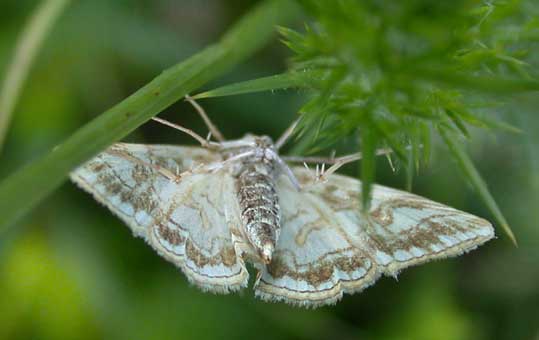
[195,0,539,244]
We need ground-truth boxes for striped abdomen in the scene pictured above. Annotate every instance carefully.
[236,163,280,263]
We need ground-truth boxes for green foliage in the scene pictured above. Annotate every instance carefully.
[287,0,538,243]
[1,2,538,339]
[197,0,539,243]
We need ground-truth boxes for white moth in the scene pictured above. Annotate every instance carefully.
[71,97,494,307]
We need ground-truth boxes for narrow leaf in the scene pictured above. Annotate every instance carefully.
[405,150,414,192]
[192,72,303,99]
[0,0,71,152]
[445,109,470,138]
[439,126,517,245]
[360,122,376,211]
[371,120,408,162]
[419,122,432,165]
[471,114,522,134]
[450,107,522,134]
[413,67,539,94]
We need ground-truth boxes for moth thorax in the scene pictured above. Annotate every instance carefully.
[236,164,281,264]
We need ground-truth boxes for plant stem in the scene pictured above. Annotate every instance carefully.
[0,0,301,231]
[0,0,71,153]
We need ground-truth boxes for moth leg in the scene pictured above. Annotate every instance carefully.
[107,148,189,183]
[283,148,393,183]
[321,149,396,179]
[116,150,255,184]
[202,150,255,172]
[282,155,340,164]
[283,148,392,165]
[268,149,302,191]
[275,118,301,150]
[185,94,226,142]
[109,148,239,184]
[151,117,222,150]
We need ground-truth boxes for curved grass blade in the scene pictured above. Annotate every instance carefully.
[0,0,301,231]
[412,67,539,94]
[196,67,539,102]
[360,122,376,212]
[439,126,517,245]
[0,0,71,153]
[192,72,306,99]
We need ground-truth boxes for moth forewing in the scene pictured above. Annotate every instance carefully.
[253,167,494,307]
[70,143,249,293]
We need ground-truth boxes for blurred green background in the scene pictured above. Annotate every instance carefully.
[0,1,538,339]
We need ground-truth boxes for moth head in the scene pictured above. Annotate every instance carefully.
[241,134,274,149]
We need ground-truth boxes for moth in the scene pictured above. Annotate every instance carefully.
[71,97,494,307]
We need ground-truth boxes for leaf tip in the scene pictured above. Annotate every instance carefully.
[501,222,518,247]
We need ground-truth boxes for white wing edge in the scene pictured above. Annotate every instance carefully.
[254,266,381,308]
[380,222,495,278]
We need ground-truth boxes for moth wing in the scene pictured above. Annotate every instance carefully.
[254,171,379,307]
[291,167,495,277]
[70,143,248,292]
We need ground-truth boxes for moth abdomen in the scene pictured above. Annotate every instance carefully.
[236,164,281,264]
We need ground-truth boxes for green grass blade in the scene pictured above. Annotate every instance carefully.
[405,147,414,192]
[192,72,302,99]
[419,123,432,165]
[412,67,539,94]
[439,126,517,245]
[0,0,301,231]
[0,0,71,153]
[197,67,539,101]
[360,123,376,212]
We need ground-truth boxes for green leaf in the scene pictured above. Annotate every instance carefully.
[411,67,539,94]
[419,122,432,165]
[0,0,71,152]
[371,120,408,163]
[469,115,522,134]
[406,126,421,191]
[0,0,301,232]
[445,110,470,138]
[192,72,303,99]
[360,122,376,212]
[405,150,414,192]
[439,126,517,245]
